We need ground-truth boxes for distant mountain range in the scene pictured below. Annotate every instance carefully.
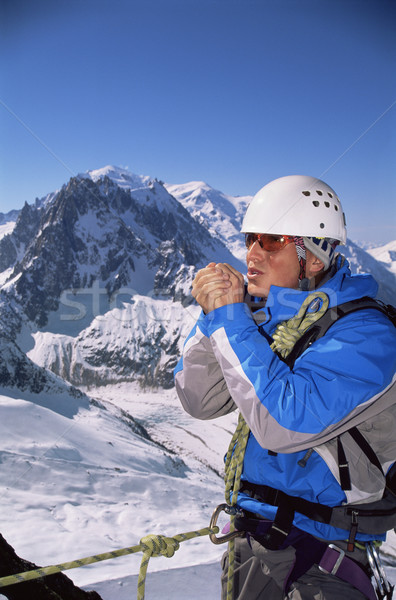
[0,165,395,392]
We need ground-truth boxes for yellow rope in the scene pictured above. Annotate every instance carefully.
[223,291,330,599]
[270,292,329,358]
[223,412,250,599]
[0,526,219,600]
[137,529,216,600]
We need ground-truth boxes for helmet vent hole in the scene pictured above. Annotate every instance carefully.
[324,201,330,208]
[334,205,339,211]
[316,190,323,196]
[302,191,310,196]
[328,192,333,198]
[312,200,320,207]
[320,223,325,229]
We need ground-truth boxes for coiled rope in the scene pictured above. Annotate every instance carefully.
[223,292,329,599]
[0,526,219,600]
[270,292,329,358]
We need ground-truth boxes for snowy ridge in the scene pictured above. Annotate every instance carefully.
[367,240,396,274]
[28,295,201,388]
[341,240,396,304]
[0,221,16,241]
[166,180,251,262]
[0,166,246,388]
[86,165,152,192]
[0,382,235,596]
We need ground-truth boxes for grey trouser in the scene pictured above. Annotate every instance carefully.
[221,536,371,599]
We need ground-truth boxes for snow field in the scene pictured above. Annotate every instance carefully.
[0,382,395,599]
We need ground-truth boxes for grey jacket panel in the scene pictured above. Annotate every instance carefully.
[175,327,236,420]
[315,391,396,504]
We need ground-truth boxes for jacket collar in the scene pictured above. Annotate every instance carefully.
[248,256,378,330]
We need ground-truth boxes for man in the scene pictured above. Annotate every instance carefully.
[174,175,396,599]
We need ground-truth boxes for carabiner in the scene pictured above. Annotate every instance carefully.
[209,503,245,545]
[366,542,392,598]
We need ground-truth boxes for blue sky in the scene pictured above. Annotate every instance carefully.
[1,0,395,244]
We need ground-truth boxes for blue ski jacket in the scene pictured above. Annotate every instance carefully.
[174,257,396,542]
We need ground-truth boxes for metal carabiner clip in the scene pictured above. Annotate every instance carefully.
[366,542,392,598]
[209,503,245,545]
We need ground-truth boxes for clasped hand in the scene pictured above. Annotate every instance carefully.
[192,262,245,314]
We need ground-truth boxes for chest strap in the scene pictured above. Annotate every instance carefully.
[240,481,353,550]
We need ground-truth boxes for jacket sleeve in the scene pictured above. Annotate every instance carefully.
[177,302,396,453]
[174,314,237,420]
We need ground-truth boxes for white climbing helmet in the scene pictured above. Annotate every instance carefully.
[241,175,347,244]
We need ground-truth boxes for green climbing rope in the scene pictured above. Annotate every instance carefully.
[0,526,219,600]
[270,292,329,358]
[223,412,250,599]
[223,291,330,599]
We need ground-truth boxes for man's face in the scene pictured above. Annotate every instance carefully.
[246,237,300,298]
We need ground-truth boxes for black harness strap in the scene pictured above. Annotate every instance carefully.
[337,436,352,491]
[240,482,333,523]
[284,296,395,370]
[348,427,385,475]
[335,427,385,494]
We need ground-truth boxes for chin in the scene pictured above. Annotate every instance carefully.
[247,281,268,298]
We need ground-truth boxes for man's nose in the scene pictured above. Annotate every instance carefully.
[247,240,267,261]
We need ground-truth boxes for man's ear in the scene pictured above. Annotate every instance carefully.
[306,252,325,277]
[311,256,325,273]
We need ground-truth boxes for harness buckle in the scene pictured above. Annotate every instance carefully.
[319,544,345,576]
[209,504,245,545]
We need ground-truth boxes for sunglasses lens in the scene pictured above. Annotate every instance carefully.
[245,233,257,248]
[264,236,285,251]
[245,233,292,251]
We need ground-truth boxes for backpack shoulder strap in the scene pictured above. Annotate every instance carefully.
[285,296,396,369]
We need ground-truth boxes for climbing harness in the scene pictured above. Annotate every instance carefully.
[0,526,219,600]
[210,291,396,600]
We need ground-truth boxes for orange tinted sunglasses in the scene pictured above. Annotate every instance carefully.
[245,233,294,252]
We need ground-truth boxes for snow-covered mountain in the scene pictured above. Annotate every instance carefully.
[338,240,396,304]
[0,170,242,325]
[28,294,200,389]
[165,180,251,262]
[0,167,245,389]
[0,208,19,227]
[366,239,396,274]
